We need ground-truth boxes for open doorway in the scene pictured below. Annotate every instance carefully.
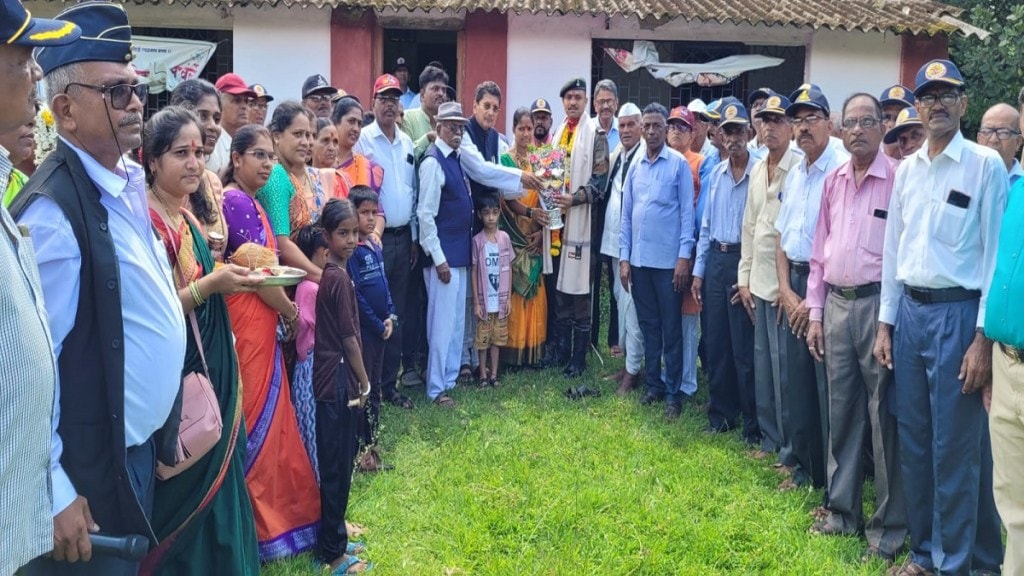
[382,28,458,97]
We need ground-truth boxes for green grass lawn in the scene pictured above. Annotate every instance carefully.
[261,356,888,576]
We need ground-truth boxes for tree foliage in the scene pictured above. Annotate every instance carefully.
[947,0,1024,132]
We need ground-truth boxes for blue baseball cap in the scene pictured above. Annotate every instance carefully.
[788,83,822,102]
[1,0,81,47]
[718,101,750,127]
[883,107,923,144]
[914,59,965,96]
[786,88,830,117]
[755,93,791,118]
[879,85,915,107]
[748,87,774,107]
[35,2,134,76]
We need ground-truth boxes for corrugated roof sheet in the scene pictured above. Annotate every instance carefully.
[54,0,986,37]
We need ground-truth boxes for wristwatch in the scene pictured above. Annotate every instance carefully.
[527,208,533,218]
[389,313,399,328]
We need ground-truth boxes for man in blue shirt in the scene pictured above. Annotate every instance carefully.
[691,101,759,443]
[619,103,695,419]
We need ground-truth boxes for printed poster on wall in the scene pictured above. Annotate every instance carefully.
[133,35,217,94]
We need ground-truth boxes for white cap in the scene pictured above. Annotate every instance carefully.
[687,98,708,115]
[618,102,642,118]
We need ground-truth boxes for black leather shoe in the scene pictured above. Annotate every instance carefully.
[639,391,664,405]
[664,402,682,420]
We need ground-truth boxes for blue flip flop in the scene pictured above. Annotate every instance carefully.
[331,555,373,575]
[346,541,366,555]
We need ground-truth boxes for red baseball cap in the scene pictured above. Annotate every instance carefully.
[215,73,257,98]
[373,74,402,96]
[668,106,695,128]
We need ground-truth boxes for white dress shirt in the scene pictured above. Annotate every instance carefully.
[774,142,849,262]
[456,136,523,199]
[355,121,419,239]
[18,138,186,516]
[417,139,461,267]
[879,131,1008,327]
[206,130,231,175]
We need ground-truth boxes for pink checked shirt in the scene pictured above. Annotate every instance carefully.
[807,152,898,322]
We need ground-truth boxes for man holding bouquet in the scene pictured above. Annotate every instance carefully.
[549,77,609,382]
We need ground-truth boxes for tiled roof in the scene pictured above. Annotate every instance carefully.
[58,0,989,37]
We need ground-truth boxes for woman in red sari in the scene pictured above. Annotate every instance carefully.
[221,124,321,561]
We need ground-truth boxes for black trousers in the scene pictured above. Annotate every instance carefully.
[704,249,758,442]
[358,329,385,451]
[381,227,412,396]
[556,291,592,331]
[316,369,357,564]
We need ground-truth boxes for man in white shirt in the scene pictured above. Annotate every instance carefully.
[599,103,644,394]
[15,4,186,574]
[875,59,1006,576]
[207,72,256,174]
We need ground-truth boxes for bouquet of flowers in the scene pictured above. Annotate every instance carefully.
[527,146,566,230]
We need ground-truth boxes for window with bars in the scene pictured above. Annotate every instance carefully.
[133,26,234,118]
[591,40,806,109]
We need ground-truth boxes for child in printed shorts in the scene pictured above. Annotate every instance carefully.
[346,185,396,473]
[471,194,513,387]
[312,198,372,574]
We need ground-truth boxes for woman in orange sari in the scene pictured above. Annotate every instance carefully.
[499,107,550,367]
[221,125,321,561]
[333,96,386,245]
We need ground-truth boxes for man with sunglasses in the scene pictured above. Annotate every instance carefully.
[976,102,1024,185]
[774,88,848,494]
[301,73,339,119]
[803,93,906,564]
[13,4,187,575]
[875,59,1006,576]
[0,1,80,573]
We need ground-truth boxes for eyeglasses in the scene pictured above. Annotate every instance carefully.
[841,117,880,130]
[759,115,787,125]
[789,115,826,127]
[249,100,269,110]
[667,124,690,132]
[882,113,897,123]
[978,127,1022,141]
[375,95,400,106]
[305,94,332,104]
[245,149,277,163]
[65,82,148,110]
[439,123,464,134]
[918,92,961,108]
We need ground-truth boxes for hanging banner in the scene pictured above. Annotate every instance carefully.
[604,41,783,87]
[132,35,217,94]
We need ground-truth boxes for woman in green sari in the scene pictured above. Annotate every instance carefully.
[140,106,263,575]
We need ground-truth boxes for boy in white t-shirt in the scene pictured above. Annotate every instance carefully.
[471,195,513,387]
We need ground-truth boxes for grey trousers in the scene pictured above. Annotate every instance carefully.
[753,295,785,454]
[822,292,906,554]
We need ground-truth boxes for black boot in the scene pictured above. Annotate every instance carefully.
[562,329,589,378]
[542,324,569,368]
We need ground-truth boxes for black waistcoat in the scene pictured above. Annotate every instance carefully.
[11,140,155,543]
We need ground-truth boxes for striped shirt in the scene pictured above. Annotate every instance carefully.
[0,148,58,574]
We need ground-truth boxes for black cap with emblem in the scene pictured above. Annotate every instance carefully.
[560,77,587,98]
[35,1,134,76]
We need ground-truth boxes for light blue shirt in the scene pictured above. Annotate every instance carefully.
[355,121,419,239]
[694,152,756,278]
[18,138,186,516]
[619,144,694,269]
[1009,159,1024,187]
[400,88,418,110]
[594,116,619,152]
[774,143,849,262]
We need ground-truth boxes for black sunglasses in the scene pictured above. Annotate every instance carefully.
[66,82,149,110]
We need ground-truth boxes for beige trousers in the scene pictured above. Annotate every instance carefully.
[991,341,1024,576]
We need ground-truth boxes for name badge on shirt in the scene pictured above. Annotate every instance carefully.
[873,208,888,220]
[406,153,415,165]
[947,189,971,209]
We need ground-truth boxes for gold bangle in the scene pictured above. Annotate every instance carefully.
[189,281,205,307]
